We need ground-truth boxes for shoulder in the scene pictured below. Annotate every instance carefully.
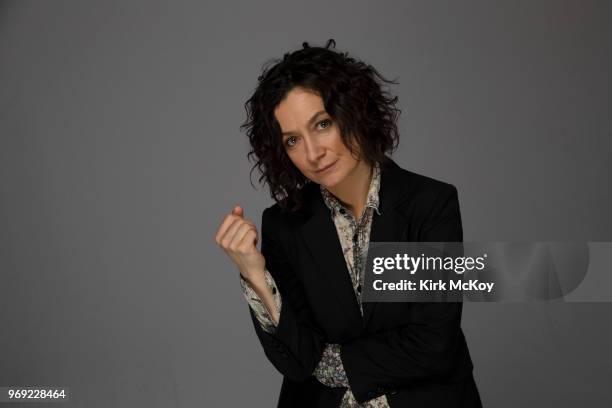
[261,190,311,232]
[383,161,462,238]
[262,182,319,221]
[382,159,459,208]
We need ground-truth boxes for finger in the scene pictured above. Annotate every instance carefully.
[215,206,249,244]
[239,227,259,249]
[228,222,256,251]
[215,213,241,244]
[237,228,258,252]
[236,217,255,230]
[221,217,248,248]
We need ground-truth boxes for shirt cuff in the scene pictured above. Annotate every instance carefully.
[239,268,282,333]
[340,388,390,408]
[313,343,350,388]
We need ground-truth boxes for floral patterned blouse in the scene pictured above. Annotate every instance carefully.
[240,161,390,407]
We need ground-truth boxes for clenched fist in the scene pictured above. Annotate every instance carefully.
[215,205,266,283]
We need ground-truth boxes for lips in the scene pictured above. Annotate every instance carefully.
[315,161,337,173]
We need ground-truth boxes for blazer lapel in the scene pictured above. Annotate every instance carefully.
[362,159,410,326]
[298,158,411,330]
[299,195,364,327]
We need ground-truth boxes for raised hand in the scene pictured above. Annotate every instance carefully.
[214,205,266,283]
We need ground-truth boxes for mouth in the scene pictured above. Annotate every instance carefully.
[315,160,338,173]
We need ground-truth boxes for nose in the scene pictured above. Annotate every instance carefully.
[304,135,325,163]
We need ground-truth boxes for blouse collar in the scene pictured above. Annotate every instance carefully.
[320,161,382,217]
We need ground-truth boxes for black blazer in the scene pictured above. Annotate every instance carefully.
[248,158,482,408]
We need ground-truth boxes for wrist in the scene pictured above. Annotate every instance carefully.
[243,271,268,292]
[242,268,267,288]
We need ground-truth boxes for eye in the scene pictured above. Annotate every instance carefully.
[317,119,332,130]
[284,135,298,148]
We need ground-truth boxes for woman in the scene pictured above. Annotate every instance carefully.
[215,39,482,408]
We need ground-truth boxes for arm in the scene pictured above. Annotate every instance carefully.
[242,270,348,387]
[242,268,350,390]
[314,344,391,407]
[247,206,327,381]
[240,268,281,333]
[340,184,465,403]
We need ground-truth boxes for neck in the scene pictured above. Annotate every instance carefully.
[326,160,373,218]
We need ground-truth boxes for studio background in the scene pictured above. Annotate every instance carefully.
[1,0,611,406]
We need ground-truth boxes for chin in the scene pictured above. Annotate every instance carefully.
[315,170,348,189]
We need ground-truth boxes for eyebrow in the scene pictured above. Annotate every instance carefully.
[281,110,327,137]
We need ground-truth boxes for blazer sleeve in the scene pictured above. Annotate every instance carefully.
[340,183,465,403]
[247,206,327,381]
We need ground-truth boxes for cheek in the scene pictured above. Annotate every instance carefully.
[286,150,308,172]
[330,132,348,151]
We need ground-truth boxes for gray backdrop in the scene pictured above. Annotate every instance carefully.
[1,0,611,406]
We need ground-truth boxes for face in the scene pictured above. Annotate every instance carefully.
[274,87,363,189]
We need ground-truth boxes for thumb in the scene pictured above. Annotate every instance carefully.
[232,205,244,217]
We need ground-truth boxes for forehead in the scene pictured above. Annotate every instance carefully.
[274,87,325,127]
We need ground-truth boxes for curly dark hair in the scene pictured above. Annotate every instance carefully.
[240,39,401,213]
